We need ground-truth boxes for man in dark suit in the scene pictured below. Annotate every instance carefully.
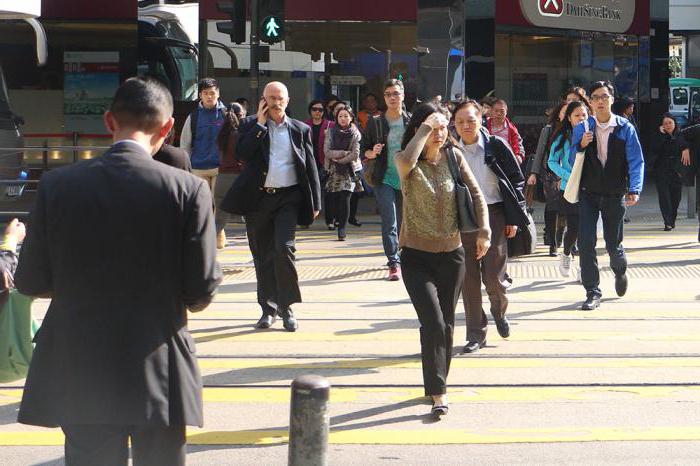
[15,77,222,466]
[221,82,321,331]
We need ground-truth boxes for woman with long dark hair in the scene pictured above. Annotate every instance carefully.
[323,107,363,240]
[395,102,490,417]
[548,101,590,276]
[653,113,689,230]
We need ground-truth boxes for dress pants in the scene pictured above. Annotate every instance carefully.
[461,203,508,343]
[401,247,465,396]
[61,424,186,466]
[245,187,303,315]
[578,192,627,298]
[656,161,682,228]
[330,190,352,230]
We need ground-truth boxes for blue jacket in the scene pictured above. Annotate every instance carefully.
[190,101,227,170]
[570,114,644,195]
[548,135,574,190]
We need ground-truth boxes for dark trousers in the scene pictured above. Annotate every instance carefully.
[578,192,627,297]
[245,187,303,314]
[559,193,579,256]
[544,206,565,247]
[461,203,508,343]
[656,165,682,228]
[62,424,185,466]
[323,189,335,226]
[401,246,465,396]
[349,191,361,221]
[329,190,352,230]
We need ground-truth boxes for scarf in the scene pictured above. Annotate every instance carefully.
[331,124,354,151]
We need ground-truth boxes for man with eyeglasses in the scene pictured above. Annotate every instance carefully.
[570,81,644,311]
[362,79,411,281]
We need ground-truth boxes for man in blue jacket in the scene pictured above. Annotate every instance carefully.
[570,81,644,311]
[181,78,228,248]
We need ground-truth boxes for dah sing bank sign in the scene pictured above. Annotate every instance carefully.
[521,0,636,33]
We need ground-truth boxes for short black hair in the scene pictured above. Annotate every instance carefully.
[363,93,378,101]
[235,97,249,105]
[198,78,219,92]
[384,79,404,91]
[308,99,324,115]
[453,99,483,117]
[110,77,173,132]
[589,80,615,97]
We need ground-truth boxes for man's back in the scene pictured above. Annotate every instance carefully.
[15,142,221,427]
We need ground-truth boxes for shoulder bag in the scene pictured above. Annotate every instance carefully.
[446,147,479,233]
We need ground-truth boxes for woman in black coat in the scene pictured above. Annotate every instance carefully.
[653,113,689,231]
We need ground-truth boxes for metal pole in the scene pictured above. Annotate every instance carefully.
[689,185,697,219]
[288,375,330,466]
[250,0,260,104]
[386,49,392,79]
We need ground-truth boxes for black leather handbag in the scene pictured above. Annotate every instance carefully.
[446,147,479,233]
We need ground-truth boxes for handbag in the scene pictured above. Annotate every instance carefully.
[563,151,585,204]
[446,147,480,233]
[0,290,38,383]
[507,211,537,258]
[362,117,384,188]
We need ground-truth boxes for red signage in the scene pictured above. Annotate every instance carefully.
[539,0,564,17]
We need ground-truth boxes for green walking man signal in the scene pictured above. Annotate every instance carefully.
[261,15,284,43]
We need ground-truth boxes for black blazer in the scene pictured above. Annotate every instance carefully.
[220,115,322,225]
[154,143,192,172]
[15,141,222,428]
[360,112,411,186]
[481,128,529,227]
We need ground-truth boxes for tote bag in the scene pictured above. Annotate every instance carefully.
[563,151,585,204]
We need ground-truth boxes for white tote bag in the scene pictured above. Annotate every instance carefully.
[563,151,584,204]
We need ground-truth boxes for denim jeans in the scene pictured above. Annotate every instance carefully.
[374,183,403,267]
[578,192,627,297]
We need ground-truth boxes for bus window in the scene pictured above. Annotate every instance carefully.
[673,87,688,106]
[169,45,197,101]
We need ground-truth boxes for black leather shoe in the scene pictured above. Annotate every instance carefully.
[581,294,601,311]
[615,273,628,297]
[255,314,276,329]
[463,340,486,353]
[279,309,298,332]
[348,218,362,227]
[495,317,510,338]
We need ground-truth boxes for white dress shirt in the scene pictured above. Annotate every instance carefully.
[264,116,299,188]
[460,134,503,205]
[594,115,617,167]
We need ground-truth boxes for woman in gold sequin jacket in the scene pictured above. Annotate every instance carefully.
[394,102,491,418]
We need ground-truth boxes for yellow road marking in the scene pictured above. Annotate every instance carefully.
[193,330,700,343]
[3,426,700,446]
[194,357,700,370]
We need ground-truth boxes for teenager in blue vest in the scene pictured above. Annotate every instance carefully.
[570,81,644,311]
[180,78,228,248]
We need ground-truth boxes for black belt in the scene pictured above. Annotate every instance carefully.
[260,185,298,194]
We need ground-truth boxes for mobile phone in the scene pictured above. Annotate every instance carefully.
[583,119,589,132]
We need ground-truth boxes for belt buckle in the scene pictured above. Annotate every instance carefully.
[264,187,276,194]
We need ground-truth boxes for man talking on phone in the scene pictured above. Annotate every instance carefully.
[221,82,321,331]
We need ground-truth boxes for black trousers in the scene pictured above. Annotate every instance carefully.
[656,163,682,228]
[245,187,303,314]
[401,246,465,396]
[559,193,579,256]
[329,190,352,230]
[349,191,361,221]
[61,424,185,466]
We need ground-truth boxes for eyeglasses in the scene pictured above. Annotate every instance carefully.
[311,107,324,112]
[591,94,612,102]
[384,92,402,98]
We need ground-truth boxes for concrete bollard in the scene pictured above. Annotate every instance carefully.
[288,375,330,466]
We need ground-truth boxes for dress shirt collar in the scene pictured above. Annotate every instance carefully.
[460,133,485,154]
[595,115,618,130]
[113,139,152,157]
[267,115,291,129]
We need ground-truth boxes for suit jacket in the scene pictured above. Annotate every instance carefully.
[154,143,192,172]
[15,141,222,428]
[220,115,322,226]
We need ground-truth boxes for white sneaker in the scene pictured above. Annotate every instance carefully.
[559,253,572,277]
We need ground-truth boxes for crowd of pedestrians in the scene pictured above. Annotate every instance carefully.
[8,74,700,463]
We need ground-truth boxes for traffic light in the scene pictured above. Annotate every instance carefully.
[259,0,285,44]
[216,1,246,45]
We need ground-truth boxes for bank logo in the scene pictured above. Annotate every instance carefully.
[538,0,564,17]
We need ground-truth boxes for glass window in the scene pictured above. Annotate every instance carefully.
[673,87,689,106]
